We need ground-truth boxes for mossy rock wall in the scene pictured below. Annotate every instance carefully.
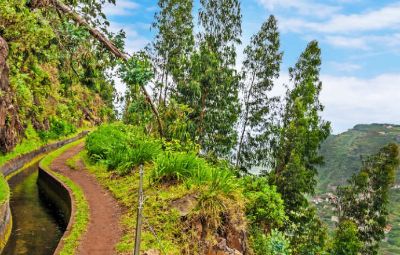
[0,200,12,253]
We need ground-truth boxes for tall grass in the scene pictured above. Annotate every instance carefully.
[86,123,162,175]
[107,140,161,175]
[153,151,238,195]
[151,152,205,182]
[87,124,239,195]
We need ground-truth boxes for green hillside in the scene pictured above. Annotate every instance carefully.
[318,123,400,193]
[317,123,400,254]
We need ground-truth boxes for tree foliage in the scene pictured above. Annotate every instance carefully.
[243,176,286,231]
[151,0,194,105]
[170,0,242,157]
[336,143,400,254]
[236,15,282,170]
[271,41,331,209]
[331,220,362,255]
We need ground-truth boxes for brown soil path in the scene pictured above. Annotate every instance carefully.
[51,143,122,255]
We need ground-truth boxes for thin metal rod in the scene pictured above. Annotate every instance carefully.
[133,164,144,255]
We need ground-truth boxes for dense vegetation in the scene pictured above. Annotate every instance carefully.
[84,124,251,253]
[0,0,120,153]
[1,0,399,254]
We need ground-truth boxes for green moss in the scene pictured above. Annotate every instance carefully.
[0,173,9,205]
[0,212,12,251]
[39,139,89,255]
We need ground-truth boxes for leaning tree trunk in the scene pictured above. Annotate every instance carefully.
[46,0,164,136]
[0,36,23,153]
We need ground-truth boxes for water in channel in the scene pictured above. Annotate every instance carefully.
[2,163,66,255]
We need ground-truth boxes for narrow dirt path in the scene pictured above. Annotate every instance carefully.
[51,143,122,255]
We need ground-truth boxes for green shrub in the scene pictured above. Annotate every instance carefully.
[251,228,292,255]
[39,117,76,141]
[243,176,286,230]
[331,220,362,255]
[86,123,131,160]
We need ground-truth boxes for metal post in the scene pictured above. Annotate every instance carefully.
[133,164,144,255]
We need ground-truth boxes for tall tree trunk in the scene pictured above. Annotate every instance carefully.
[236,71,256,167]
[50,0,164,136]
[0,36,23,153]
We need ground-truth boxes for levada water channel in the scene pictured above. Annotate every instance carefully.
[2,163,67,255]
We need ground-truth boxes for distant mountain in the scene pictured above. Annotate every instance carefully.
[316,123,400,254]
[317,123,400,193]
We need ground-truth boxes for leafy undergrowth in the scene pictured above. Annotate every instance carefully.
[82,123,248,254]
[40,139,89,255]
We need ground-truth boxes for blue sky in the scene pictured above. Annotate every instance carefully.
[103,0,400,134]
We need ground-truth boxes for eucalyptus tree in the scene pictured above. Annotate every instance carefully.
[267,41,330,254]
[176,0,242,156]
[271,40,331,209]
[236,15,282,170]
[151,0,194,105]
[336,143,399,255]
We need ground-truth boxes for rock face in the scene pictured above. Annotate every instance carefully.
[0,36,23,153]
[209,239,243,255]
[173,194,248,255]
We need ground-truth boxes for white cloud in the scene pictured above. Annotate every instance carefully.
[257,0,340,17]
[108,22,149,54]
[324,35,369,50]
[104,0,139,16]
[276,3,400,52]
[270,72,400,134]
[320,73,400,133]
[280,3,400,34]
[322,33,400,51]
[329,61,362,72]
